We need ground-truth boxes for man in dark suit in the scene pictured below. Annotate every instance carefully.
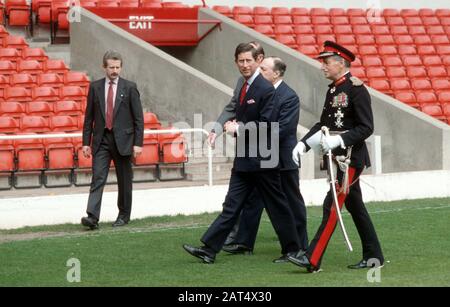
[288,41,384,272]
[81,50,144,230]
[223,56,308,262]
[183,43,301,263]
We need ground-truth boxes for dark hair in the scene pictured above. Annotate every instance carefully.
[266,56,287,77]
[103,50,123,67]
[234,43,258,61]
[249,41,265,58]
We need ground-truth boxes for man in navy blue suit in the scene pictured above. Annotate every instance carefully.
[223,56,308,262]
[183,43,301,264]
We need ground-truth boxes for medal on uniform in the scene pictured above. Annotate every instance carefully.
[335,109,344,128]
[330,87,336,94]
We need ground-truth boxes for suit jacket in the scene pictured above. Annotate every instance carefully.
[301,73,373,168]
[234,74,276,172]
[83,77,144,156]
[212,76,244,134]
[272,81,300,170]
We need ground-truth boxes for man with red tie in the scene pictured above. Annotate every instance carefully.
[81,50,144,230]
[183,43,301,263]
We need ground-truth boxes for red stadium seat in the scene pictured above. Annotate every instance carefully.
[14,136,46,171]
[158,130,187,164]
[430,35,450,45]
[22,48,48,62]
[417,45,436,55]
[386,67,406,78]
[290,8,309,16]
[310,8,329,16]
[64,72,90,94]
[275,35,297,49]
[404,17,422,26]
[378,45,398,56]
[408,26,427,35]
[253,6,270,16]
[0,136,15,173]
[0,60,17,76]
[44,135,75,170]
[394,92,419,108]
[362,56,383,67]
[0,48,21,62]
[375,34,395,45]
[427,67,447,78]
[440,92,450,104]
[232,6,252,16]
[350,67,366,80]
[406,66,427,78]
[422,17,440,26]
[60,86,86,103]
[0,117,20,133]
[334,25,353,35]
[366,67,386,79]
[312,16,331,25]
[254,25,274,38]
[17,60,43,76]
[296,35,316,45]
[402,55,422,66]
[274,16,292,25]
[26,101,54,117]
[383,9,400,17]
[390,78,411,91]
[73,139,92,169]
[347,8,365,17]
[143,112,161,130]
[4,86,31,102]
[254,15,273,25]
[394,34,413,45]
[422,55,442,66]
[45,59,69,74]
[7,0,31,26]
[436,45,450,55]
[400,9,419,17]
[386,17,404,25]
[293,25,313,34]
[54,100,82,117]
[134,134,159,166]
[349,16,368,25]
[416,91,438,104]
[271,7,290,16]
[413,35,432,45]
[50,115,78,132]
[274,25,293,35]
[212,5,232,17]
[411,78,432,91]
[436,9,450,17]
[359,45,378,56]
[316,34,335,46]
[10,73,35,89]
[0,101,25,118]
[37,73,64,89]
[297,45,318,56]
[431,79,450,92]
[443,103,450,116]
[369,79,391,93]
[356,34,375,45]
[293,16,311,25]
[398,45,417,55]
[331,16,349,25]
[336,34,356,45]
[234,15,254,27]
[32,86,60,101]
[426,26,445,35]
[20,115,50,132]
[314,25,333,34]
[3,35,28,50]
[421,104,444,120]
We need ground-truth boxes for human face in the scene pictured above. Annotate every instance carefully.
[321,56,346,81]
[235,51,259,80]
[259,58,278,85]
[104,59,122,81]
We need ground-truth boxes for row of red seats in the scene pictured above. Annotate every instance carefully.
[215,6,450,18]
[1,100,84,118]
[239,15,450,26]
[368,78,450,92]
[0,85,86,102]
[0,130,187,173]
[0,72,89,92]
[0,59,70,76]
[352,66,450,79]
[0,115,81,133]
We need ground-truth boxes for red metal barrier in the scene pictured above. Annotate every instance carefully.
[87,7,221,46]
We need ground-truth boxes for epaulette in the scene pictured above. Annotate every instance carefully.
[350,77,364,86]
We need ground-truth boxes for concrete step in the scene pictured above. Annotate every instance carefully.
[186,155,232,165]
[186,171,231,182]
[185,162,233,175]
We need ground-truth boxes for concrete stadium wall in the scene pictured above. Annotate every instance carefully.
[70,8,233,127]
[162,8,450,173]
[182,0,450,10]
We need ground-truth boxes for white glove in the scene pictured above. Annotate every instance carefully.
[292,142,306,166]
[321,135,344,152]
[305,130,323,153]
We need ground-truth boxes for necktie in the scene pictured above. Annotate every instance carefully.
[106,81,114,130]
[239,82,248,105]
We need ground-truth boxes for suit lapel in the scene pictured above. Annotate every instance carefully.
[99,78,106,121]
[237,75,260,117]
[113,78,125,120]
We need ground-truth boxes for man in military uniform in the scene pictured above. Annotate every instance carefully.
[288,41,384,273]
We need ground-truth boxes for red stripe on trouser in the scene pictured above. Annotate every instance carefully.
[309,167,356,267]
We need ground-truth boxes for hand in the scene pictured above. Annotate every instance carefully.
[133,146,143,158]
[224,120,239,135]
[82,146,91,158]
[292,142,306,166]
[321,135,342,152]
[207,132,217,148]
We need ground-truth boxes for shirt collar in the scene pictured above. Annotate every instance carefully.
[274,79,283,89]
[245,68,260,86]
[106,77,119,85]
[329,71,351,88]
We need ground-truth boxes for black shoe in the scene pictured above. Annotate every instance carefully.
[81,216,98,230]
[287,252,321,273]
[273,250,305,264]
[222,244,253,255]
[183,244,216,264]
[348,259,384,269]
[112,218,128,227]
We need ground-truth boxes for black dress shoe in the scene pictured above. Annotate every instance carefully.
[273,250,305,263]
[81,216,98,230]
[222,244,253,255]
[112,218,128,227]
[287,252,321,273]
[348,259,384,269]
[183,244,216,264]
